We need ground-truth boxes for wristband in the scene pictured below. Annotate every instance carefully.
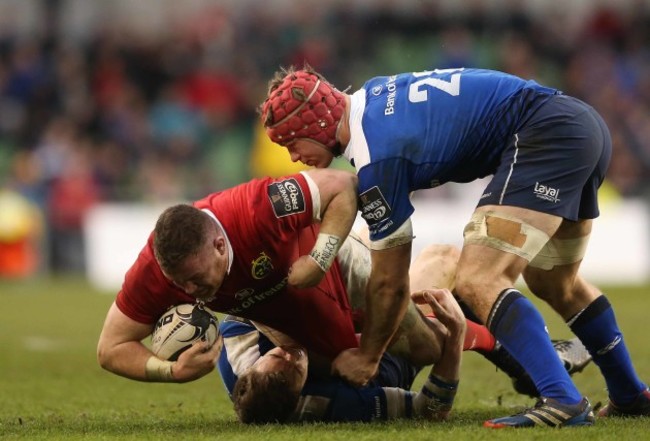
[422,374,459,406]
[309,233,341,272]
[145,356,175,382]
[428,374,459,395]
[420,374,458,419]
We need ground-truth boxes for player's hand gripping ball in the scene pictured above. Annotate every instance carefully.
[151,303,219,361]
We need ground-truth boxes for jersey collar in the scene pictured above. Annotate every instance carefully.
[201,208,233,274]
[342,89,370,170]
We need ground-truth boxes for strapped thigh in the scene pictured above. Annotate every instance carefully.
[528,235,590,270]
[463,211,550,262]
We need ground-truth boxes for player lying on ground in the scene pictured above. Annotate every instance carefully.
[219,241,592,423]
[221,289,463,423]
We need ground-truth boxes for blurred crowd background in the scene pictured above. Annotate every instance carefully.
[0,0,649,278]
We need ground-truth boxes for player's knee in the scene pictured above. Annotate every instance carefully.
[411,244,460,292]
[454,269,484,304]
[523,268,598,317]
[454,267,516,322]
[528,283,574,316]
[418,244,460,264]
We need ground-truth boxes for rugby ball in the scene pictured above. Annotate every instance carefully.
[151,303,219,361]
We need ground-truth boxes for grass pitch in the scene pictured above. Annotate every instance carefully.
[1,277,650,440]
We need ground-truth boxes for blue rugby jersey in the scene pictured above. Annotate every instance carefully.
[344,68,558,241]
[218,318,418,422]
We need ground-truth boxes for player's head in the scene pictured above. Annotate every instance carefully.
[153,204,228,302]
[260,65,346,168]
[232,345,308,424]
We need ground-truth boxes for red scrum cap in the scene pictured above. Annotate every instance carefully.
[261,69,346,149]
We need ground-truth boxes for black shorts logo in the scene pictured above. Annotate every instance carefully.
[268,178,306,218]
[359,186,391,223]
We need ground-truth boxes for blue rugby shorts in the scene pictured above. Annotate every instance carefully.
[477,94,612,221]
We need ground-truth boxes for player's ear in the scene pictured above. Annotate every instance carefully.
[214,236,227,255]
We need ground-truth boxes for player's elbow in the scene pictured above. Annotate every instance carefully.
[96,339,116,373]
[370,246,412,294]
[329,169,358,194]
[96,342,109,370]
[346,171,358,188]
[344,172,358,194]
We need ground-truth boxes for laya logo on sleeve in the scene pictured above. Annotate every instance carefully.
[359,186,391,223]
[267,178,306,218]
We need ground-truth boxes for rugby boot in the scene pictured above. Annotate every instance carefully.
[480,338,592,397]
[598,387,650,417]
[484,397,595,428]
[511,338,592,397]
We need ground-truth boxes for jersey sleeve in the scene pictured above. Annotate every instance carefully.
[257,173,316,237]
[357,160,415,242]
[198,173,316,244]
[217,317,276,399]
[299,380,389,422]
[297,351,419,422]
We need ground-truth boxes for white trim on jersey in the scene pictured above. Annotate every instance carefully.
[343,89,371,170]
[201,208,234,274]
[300,171,322,222]
[224,328,263,377]
[368,217,414,251]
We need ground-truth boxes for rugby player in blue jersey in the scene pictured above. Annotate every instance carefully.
[260,66,649,427]
[219,287,464,424]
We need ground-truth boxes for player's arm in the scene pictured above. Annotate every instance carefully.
[298,347,419,422]
[332,239,412,386]
[332,164,417,385]
[97,301,219,383]
[218,317,266,397]
[296,382,396,422]
[288,168,358,288]
[335,289,464,422]
[412,289,465,420]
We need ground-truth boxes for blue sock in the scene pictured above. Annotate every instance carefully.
[488,289,582,404]
[569,295,646,404]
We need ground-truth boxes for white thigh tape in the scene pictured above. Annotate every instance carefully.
[463,211,550,262]
[528,235,590,270]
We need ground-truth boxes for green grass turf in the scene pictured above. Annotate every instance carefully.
[1,277,650,440]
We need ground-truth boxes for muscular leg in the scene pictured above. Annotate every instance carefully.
[409,244,460,315]
[388,244,461,366]
[523,219,599,318]
[408,244,496,352]
[455,205,583,405]
[456,205,561,321]
[525,218,647,406]
[338,231,447,367]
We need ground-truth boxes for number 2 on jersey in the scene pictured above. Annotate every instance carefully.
[408,68,464,102]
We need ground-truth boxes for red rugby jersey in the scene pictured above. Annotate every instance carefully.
[116,173,358,359]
